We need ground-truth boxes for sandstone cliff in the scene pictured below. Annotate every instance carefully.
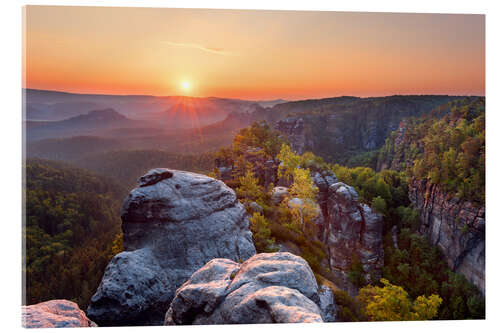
[409,178,485,294]
[324,183,384,288]
[87,168,256,326]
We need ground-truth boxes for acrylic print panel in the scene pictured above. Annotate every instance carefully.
[22,4,485,327]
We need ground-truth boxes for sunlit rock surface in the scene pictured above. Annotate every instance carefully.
[164,252,336,325]
[22,300,97,328]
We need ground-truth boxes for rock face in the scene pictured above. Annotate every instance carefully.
[409,178,485,294]
[164,252,336,325]
[324,182,384,287]
[87,168,256,326]
[318,285,337,322]
[22,300,97,328]
[275,117,307,154]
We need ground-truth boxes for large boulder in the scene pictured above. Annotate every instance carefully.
[165,252,336,325]
[22,300,97,328]
[272,186,289,204]
[87,168,256,326]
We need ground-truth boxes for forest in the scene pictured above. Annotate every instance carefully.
[24,159,124,309]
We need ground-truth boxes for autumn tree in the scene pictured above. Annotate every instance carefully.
[277,144,301,183]
[358,278,442,321]
[287,168,319,233]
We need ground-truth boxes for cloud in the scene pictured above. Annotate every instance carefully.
[162,41,230,55]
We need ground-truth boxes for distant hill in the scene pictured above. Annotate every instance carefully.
[255,99,287,108]
[144,96,261,129]
[25,109,151,141]
[23,89,263,126]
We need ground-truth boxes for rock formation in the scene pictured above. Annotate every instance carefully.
[324,182,384,287]
[409,178,485,294]
[275,117,307,154]
[87,168,256,326]
[22,300,96,328]
[164,252,336,325]
[272,186,289,204]
[271,169,383,291]
[215,147,278,188]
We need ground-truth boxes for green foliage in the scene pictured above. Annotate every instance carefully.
[24,159,123,309]
[379,97,485,203]
[395,206,420,231]
[277,144,302,182]
[333,289,366,322]
[236,170,266,204]
[358,278,442,321]
[348,253,366,287]
[346,150,380,169]
[233,121,285,158]
[331,165,408,208]
[383,228,485,319]
[371,196,387,216]
[249,213,278,253]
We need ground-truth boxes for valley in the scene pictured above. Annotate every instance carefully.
[23,91,485,325]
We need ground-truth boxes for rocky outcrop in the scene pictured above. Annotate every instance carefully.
[87,168,256,326]
[324,182,384,287]
[271,186,289,204]
[318,285,337,322]
[22,300,97,328]
[275,117,307,154]
[311,168,338,234]
[409,178,485,294]
[215,147,278,187]
[164,252,336,325]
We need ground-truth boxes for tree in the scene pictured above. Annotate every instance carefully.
[288,168,319,233]
[236,170,265,204]
[249,212,277,253]
[358,278,442,321]
[277,144,301,182]
[371,196,387,216]
[348,253,366,287]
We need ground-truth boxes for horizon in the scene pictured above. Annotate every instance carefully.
[23,87,484,103]
[24,6,485,100]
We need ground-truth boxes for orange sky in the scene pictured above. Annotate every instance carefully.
[23,6,485,100]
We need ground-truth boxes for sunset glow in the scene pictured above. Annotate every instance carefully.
[23,6,485,99]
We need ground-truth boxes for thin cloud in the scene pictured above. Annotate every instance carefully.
[162,41,231,56]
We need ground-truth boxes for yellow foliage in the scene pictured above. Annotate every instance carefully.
[358,278,442,321]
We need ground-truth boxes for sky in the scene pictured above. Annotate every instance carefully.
[23,6,485,100]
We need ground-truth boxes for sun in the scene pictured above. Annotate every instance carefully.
[181,81,191,91]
